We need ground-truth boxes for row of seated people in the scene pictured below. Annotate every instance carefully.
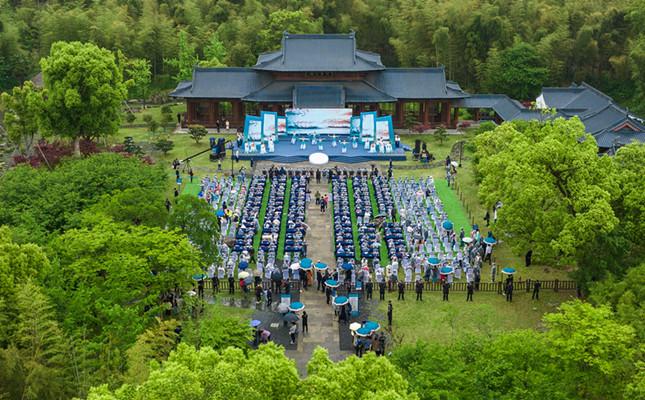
[284,176,308,255]
[234,176,266,254]
[332,175,355,260]
[383,222,406,260]
[260,175,287,260]
[372,175,395,218]
[353,175,380,260]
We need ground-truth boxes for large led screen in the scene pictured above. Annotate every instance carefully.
[285,108,352,135]
[261,111,277,137]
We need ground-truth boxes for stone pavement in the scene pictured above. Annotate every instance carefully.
[284,180,352,375]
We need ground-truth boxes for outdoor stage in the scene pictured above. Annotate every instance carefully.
[237,137,408,163]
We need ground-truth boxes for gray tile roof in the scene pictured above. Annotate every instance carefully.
[253,33,385,72]
[169,68,270,98]
[242,80,396,104]
[367,68,469,99]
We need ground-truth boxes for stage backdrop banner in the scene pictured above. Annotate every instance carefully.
[261,111,277,138]
[244,115,263,141]
[376,115,394,143]
[286,108,352,135]
[350,116,361,135]
[277,116,287,136]
[360,111,377,141]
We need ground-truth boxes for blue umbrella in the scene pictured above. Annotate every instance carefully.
[325,279,340,288]
[250,319,261,328]
[238,261,249,270]
[300,258,313,268]
[484,237,497,245]
[472,224,479,231]
[428,257,441,266]
[442,220,454,231]
[314,262,328,270]
[502,267,516,275]
[192,273,207,280]
[216,209,225,217]
[363,321,380,332]
[289,302,305,312]
[333,296,349,306]
[341,262,352,271]
[356,326,372,336]
[440,266,454,275]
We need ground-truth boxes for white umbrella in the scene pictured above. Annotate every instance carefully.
[309,152,329,165]
[349,322,362,331]
[238,271,250,279]
[290,263,301,270]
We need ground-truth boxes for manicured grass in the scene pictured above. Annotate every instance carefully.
[377,289,576,345]
[182,181,201,197]
[277,178,292,260]
[122,103,186,125]
[346,178,360,261]
[252,179,270,252]
[434,178,471,235]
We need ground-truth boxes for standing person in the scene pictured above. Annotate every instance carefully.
[397,281,405,300]
[532,280,541,300]
[174,188,179,200]
[165,198,172,212]
[197,278,204,299]
[506,280,513,302]
[316,270,323,291]
[484,210,490,227]
[415,279,423,301]
[366,280,373,300]
[255,283,263,303]
[525,249,533,267]
[225,119,230,130]
[387,301,393,327]
[325,285,331,305]
[378,332,386,356]
[379,281,386,300]
[228,275,235,294]
[215,119,221,133]
[266,288,272,307]
[189,168,194,183]
[302,311,309,335]
[289,323,298,345]
[442,281,450,301]
[491,263,497,283]
[466,282,474,301]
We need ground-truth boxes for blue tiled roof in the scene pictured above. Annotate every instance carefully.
[367,68,468,99]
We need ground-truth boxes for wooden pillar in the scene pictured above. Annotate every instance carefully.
[422,101,430,126]
[375,103,381,116]
[186,100,195,124]
[441,101,451,127]
[232,100,244,128]
[452,107,459,128]
[395,101,405,127]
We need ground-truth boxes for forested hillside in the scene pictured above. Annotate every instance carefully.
[1,0,645,112]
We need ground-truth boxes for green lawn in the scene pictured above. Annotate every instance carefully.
[377,290,575,345]
[182,181,201,196]
[123,103,186,125]
[434,178,471,235]
[277,178,292,259]
[368,179,390,265]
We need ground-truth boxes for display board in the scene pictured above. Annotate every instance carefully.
[244,115,263,141]
[350,116,361,135]
[261,111,277,137]
[285,108,352,135]
[360,111,377,141]
[277,116,287,135]
[375,115,394,142]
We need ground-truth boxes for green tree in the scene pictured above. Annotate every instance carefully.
[0,80,44,155]
[181,305,251,352]
[6,281,71,400]
[125,318,179,385]
[164,30,197,83]
[168,195,220,264]
[125,58,151,102]
[40,41,128,155]
[481,42,549,100]
[544,301,637,399]
[434,126,447,144]
[200,32,227,67]
[153,135,174,155]
[473,118,619,263]
[188,124,207,144]
[83,187,168,227]
[258,9,323,51]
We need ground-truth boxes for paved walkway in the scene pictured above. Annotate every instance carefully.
[284,181,352,375]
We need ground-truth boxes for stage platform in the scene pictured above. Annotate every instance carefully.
[238,139,408,164]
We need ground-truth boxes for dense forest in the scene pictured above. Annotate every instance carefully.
[1,0,645,112]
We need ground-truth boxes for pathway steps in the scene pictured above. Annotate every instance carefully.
[284,181,351,375]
